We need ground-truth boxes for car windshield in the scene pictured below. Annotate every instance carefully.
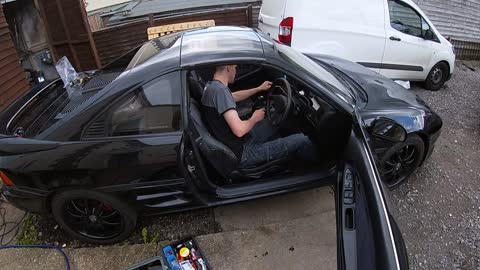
[126,32,183,70]
[275,43,353,103]
[104,32,183,71]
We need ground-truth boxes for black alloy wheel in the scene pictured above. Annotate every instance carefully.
[380,135,425,188]
[424,62,448,91]
[51,189,137,245]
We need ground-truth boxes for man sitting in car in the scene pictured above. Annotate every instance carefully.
[201,64,318,167]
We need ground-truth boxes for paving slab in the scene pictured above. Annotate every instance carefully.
[0,247,67,270]
[196,210,337,270]
[214,187,335,231]
[66,243,158,270]
[0,243,168,270]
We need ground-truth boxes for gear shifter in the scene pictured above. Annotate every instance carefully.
[253,95,267,110]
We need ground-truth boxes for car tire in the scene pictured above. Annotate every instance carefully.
[424,62,448,91]
[380,134,425,189]
[51,189,137,245]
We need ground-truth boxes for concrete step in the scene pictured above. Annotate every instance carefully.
[214,187,335,231]
[195,187,337,269]
[196,210,337,270]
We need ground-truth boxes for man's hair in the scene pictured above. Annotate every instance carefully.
[215,65,227,73]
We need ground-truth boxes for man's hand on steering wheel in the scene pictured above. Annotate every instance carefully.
[266,78,293,126]
[257,81,273,92]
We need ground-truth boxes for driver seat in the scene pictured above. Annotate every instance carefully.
[188,71,205,102]
[188,99,287,183]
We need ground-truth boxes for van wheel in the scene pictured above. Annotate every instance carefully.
[51,189,137,245]
[424,62,448,91]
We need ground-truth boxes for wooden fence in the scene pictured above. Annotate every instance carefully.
[92,6,253,67]
[451,39,480,60]
[0,4,30,112]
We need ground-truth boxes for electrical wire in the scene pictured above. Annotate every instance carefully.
[0,195,70,270]
[0,196,26,246]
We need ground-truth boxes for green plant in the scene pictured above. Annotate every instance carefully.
[142,227,148,244]
[16,214,41,245]
[141,227,160,244]
[120,239,130,246]
[150,232,160,244]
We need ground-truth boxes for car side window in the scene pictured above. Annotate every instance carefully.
[110,72,182,136]
[388,0,423,37]
[84,72,182,138]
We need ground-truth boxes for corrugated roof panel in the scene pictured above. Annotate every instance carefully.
[109,0,259,22]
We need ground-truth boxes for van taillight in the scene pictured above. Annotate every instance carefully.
[0,171,14,186]
[279,17,294,46]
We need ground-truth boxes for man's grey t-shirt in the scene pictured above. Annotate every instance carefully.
[201,80,246,158]
[201,80,236,115]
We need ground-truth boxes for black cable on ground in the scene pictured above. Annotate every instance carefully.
[0,244,70,270]
[1,194,70,270]
[0,196,26,245]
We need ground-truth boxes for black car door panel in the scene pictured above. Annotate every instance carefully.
[338,127,407,270]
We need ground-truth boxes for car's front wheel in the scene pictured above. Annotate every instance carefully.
[424,62,449,91]
[51,189,137,245]
[380,134,425,188]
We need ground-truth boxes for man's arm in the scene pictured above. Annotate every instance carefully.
[223,108,265,137]
[232,81,272,102]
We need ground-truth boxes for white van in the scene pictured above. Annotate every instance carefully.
[258,0,455,90]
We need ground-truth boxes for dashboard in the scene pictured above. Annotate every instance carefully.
[290,81,325,129]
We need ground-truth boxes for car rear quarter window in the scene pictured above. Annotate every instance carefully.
[388,0,423,37]
[7,80,99,138]
[84,72,182,138]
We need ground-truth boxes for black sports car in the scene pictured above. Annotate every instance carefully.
[0,26,441,269]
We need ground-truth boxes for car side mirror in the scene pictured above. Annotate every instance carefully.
[424,29,435,40]
[371,118,407,142]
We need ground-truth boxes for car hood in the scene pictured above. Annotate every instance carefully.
[310,54,431,111]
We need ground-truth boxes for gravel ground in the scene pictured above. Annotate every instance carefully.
[34,208,220,248]
[392,61,480,270]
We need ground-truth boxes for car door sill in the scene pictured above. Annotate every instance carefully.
[215,166,337,199]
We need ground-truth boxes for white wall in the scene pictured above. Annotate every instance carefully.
[85,0,131,12]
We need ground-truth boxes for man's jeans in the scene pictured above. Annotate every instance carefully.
[240,120,318,167]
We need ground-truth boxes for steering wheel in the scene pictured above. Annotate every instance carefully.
[266,77,293,126]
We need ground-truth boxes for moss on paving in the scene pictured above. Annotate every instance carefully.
[16,213,41,245]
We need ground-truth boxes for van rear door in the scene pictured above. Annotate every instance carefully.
[258,0,288,41]
[285,0,387,74]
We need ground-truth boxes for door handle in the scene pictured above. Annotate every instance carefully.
[389,36,401,41]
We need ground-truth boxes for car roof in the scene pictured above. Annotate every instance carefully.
[43,27,268,140]
[179,26,266,66]
[124,27,267,82]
